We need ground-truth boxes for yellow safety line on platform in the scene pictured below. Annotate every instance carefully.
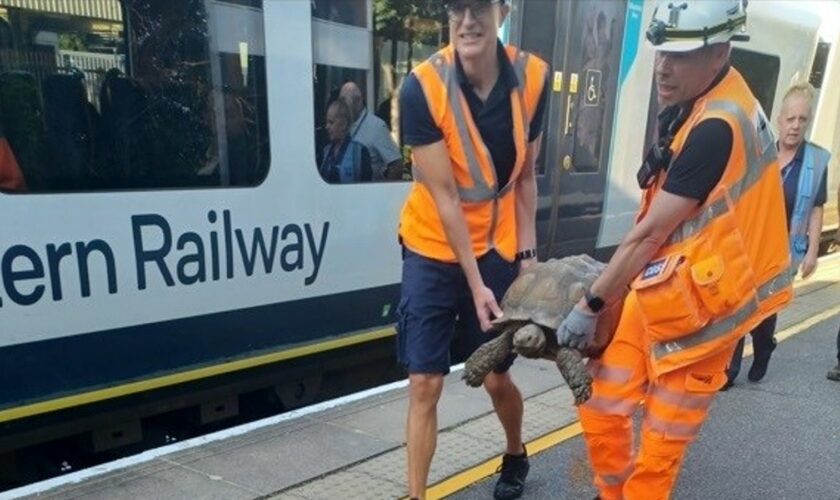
[423,422,584,500]
[0,327,395,424]
[424,295,840,499]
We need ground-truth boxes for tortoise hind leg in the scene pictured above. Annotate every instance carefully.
[462,325,516,387]
[555,347,593,405]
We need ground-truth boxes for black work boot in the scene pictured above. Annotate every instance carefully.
[494,447,529,500]
[827,364,840,382]
[748,337,777,382]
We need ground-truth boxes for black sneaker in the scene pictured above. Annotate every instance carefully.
[748,338,777,382]
[827,364,840,382]
[494,448,529,500]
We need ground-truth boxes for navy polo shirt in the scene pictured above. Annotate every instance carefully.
[400,41,548,188]
[781,141,828,228]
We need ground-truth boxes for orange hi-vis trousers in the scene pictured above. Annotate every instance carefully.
[579,292,737,500]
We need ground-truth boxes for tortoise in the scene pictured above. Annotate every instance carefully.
[462,254,622,405]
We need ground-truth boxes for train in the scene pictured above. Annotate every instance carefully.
[0,0,837,487]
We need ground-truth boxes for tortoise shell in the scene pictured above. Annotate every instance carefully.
[496,254,606,330]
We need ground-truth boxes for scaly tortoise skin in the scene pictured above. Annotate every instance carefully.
[462,254,617,405]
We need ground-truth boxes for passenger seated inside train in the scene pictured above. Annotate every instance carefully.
[318,99,372,183]
[41,71,99,190]
[0,73,40,192]
[97,68,156,188]
[0,115,26,192]
[339,81,404,181]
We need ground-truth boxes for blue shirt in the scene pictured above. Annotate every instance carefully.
[319,136,372,183]
[400,41,548,188]
[781,141,828,228]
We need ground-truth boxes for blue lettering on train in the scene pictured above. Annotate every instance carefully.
[0,210,330,308]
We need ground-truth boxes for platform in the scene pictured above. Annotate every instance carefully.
[5,254,839,500]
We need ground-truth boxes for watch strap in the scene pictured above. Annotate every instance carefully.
[516,248,537,260]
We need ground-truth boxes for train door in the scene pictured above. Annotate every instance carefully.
[511,0,626,257]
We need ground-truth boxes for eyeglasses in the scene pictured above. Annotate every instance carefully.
[446,0,499,22]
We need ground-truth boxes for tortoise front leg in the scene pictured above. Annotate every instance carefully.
[555,347,593,405]
[462,325,516,387]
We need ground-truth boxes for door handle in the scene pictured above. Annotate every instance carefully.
[563,155,572,171]
[564,72,578,135]
[564,95,574,135]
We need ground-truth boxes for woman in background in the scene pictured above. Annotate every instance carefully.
[724,82,830,389]
[319,99,372,184]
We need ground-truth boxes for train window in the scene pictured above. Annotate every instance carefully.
[312,0,367,28]
[312,0,447,183]
[0,0,269,193]
[512,0,556,175]
[809,41,830,90]
[569,3,619,174]
[730,48,780,117]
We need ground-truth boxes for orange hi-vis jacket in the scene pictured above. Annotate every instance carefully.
[631,67,793,375]
[398,44,548,263]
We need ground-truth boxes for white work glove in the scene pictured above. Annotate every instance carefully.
[557,306,598,350]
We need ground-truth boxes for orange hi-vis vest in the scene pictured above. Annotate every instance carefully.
[398,44,548,262]
[631,67,793,375]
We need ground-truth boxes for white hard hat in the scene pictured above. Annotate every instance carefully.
[646,0,749,52]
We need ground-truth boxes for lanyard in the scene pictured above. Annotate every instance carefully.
[350,108,368,140]
[781,163,793,184]
[780,148,797,185]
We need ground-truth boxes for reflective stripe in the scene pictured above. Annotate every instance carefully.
[667,100,777,246]
[649,384,714,411]
[512,50,531,140]
[599,463,635,486]
[758,266,794,300]
[513,51,528,91]
[430,54,495,202]
[654,297,758,359]
[667,196,729,246]
[643,412,702,439]
[583,395,639,416]
[588,360,633,384]
[429,50,533,203]
[653,267,792,359]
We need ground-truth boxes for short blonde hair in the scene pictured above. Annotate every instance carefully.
[782,81,816,108]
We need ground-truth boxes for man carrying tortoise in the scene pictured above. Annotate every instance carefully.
[555,2,793,499]
[395,0,549,499]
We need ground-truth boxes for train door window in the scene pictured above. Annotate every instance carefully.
[313,0,367,27]
[730,48,780,117]
[0,0,269,193]
[312,0,447,184]
[809,40,830,89]
[568,3,620,174]
[511,0,556,175]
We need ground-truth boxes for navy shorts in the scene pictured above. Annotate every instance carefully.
[396,247,519,375]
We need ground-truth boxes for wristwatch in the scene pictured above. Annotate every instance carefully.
[584,289,605,313]
[515,248,537,260]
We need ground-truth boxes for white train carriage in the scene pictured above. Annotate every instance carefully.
[0,0,832,474]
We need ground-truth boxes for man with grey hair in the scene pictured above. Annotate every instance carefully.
[340,81,404,181]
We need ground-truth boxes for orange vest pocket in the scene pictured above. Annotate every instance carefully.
[632,255,710,343]
[688,217,758,318]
